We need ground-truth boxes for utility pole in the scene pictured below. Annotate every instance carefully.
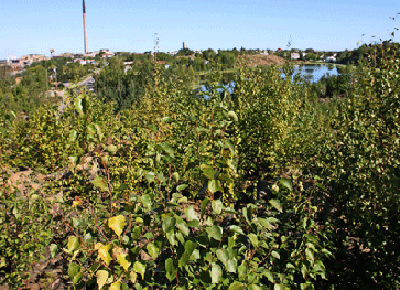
[45,67,48,97]
[153,33,159,63]
[54,67,58,90]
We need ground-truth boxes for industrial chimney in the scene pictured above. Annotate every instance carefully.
[83,0,88,54]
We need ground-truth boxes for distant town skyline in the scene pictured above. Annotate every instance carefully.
[1,0,399,60]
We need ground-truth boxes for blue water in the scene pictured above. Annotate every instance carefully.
[197,64,341,98]
[287,64,340,83]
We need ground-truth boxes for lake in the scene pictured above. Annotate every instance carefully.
[286,64,341,83]
[197,64,343,98]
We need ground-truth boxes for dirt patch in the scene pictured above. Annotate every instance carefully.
[238,54,286,67]
[7,169,41,194]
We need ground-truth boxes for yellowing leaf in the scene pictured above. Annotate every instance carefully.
[72,196,84,207]
[129,271,138,283]
[92,176,109,192]
[97,244,112,266]
[109,281,121,290]
[117,254,131,271]
[108,215,127,237]
[96,270,109,290]
[67,236,80,254]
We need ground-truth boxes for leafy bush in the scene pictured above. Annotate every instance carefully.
[0,41,399,289]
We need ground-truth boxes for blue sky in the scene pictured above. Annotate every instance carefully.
[1,0,399,59]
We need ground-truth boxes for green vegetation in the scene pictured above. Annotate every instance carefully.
[0,39,399,290]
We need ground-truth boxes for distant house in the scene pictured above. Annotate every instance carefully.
[74,59,96,65]
[99,49,114,58]
[291,53,301,60]
[123,62,133,73]
[325,56,336,63]
[84,52,97,58]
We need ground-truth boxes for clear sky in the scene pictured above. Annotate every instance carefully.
[1,0,399,59]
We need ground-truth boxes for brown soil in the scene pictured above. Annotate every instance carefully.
[238,54,286,67]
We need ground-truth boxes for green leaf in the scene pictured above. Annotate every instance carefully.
[270,199,283,213]
[211,263,222,284]
[314,260,326,279]
[50,244,57,259]
[206,225,222,241]
[300,281,314,290]
[179,240,197,268]
[238,261,248,280]
[201,198,210,218]
[159,142,174,157]
[74,97,84,112]
[216,249,237,272]
[161,116,171,122]
[96,270,109,290]
[248,233,259,248]
[171,172,179,183]
[141,194,152,208]
[248,284,262,290]
[92,176,109,192]
[147,242,160,260]
[108,215,127,237]
[228,111,239,122]
[228,281,245,290]
[263,269,274,283]
[163,215,176,233]
[279,178,292,192]
[133,261,145,279]
[200,163,215,179]
[259,217,279,229]
[212,200,224,214]
[68,263,80,280]
[184,206,199,221]
[106,144,118,155]
[67,236,80,254]
[228,227,243,239]
[73,272,83,285]
[305,248,314,261]
[271,250,280,260]
[176,217,189,236]
[176,184,188,192]
[69,130,77,142]
[145,172,155,183]
[165,258,177,281]
[208,180,222,194]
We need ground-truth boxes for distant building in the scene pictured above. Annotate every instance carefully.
[54,53,75,59]
[84,52,97,58]
[291,53,301,60]
[99,49,114,58]
[123,62,133,73]
[74,58,96,65]
[20,54,50,66]
[325,56,336,63]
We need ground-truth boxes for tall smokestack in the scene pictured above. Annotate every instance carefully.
[83,0,88,54]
